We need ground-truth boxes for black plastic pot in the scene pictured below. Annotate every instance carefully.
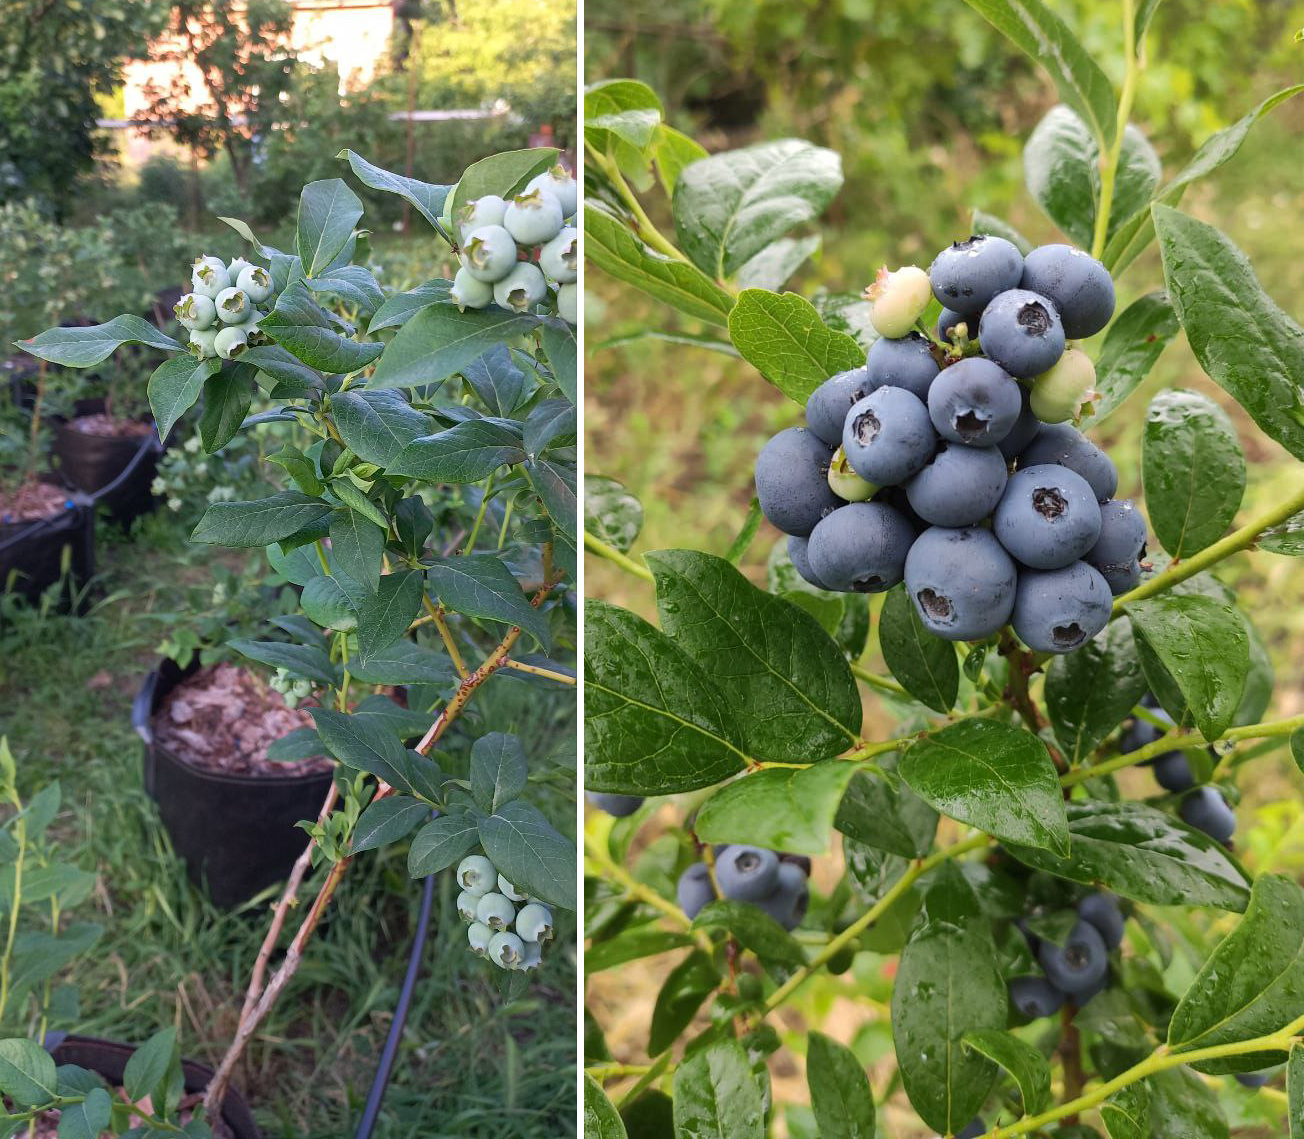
[0,479,95,608]
[52,398,163,526]
[133,658,335,909]
[47,1034,260,1138]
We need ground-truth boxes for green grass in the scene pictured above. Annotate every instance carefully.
[0,512,576,1137]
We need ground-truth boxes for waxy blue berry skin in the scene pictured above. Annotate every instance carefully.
[927,356,1023,447]
[956,1121,986,1139]
[904,526,1017,641]
[1009,976,1065,1019]
[807,502,915,594]
[754,427,842,537]
[936,307,969,344]
[1011,561,1112,654]
[1038,919,1109,995]
[787,535,830,590]
[994,464,1102,570]
[905,442,1008,528]
[865,332,939,401]
[587,792,644,817]
[1077,893,1125,950]
[929,234,1025,317]
[998,383,1043,462]
[805,368,874,447]
[1153,751,1195,792]
[1180,787,1236,843]
[979,288,1066,378]
[1236,1072,1272,1089]
[1019,422,1118,503]
[1086,499,1147,594]
[1021,244,1116,339]
[842,386,937,486]
[754,861,810,931]
[715,846,781,902]
[677,863,715,919]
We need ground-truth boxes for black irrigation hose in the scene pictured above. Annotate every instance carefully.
[355,865,438,1139]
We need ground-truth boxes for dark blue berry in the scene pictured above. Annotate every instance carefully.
[1179,787,1235,843]
[1019,422,1118,503]
[929,235,1024,317]
[865,332,940,400]
[994,465,1103,570]
[677,863,715,919]
[806,368,874,446]
[1009,975,1065,1019]
[1038,919,1108,995]
[927,356,1023,447]
[807,502,915,593]
[1011,561,1112,654]
[587,792,644,817]
[755,427,842,537]
[1077,892,1125,950]
[1020,244,1116,339]
[904,526,1017,641]
[715,846,780,901]
[842,386,937,486]
[979,288,1066,378]
[905,442,1007,527]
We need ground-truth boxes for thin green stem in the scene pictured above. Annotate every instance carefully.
[585,530,655,583]
[497,496,515,549]
[1091,0,1139,260]
[1113,482,1304,614]
[464,470,495,552]
[586,142,689,264]
[849,662,907,697]
[584,832,710,946]
[0,810,26,1024]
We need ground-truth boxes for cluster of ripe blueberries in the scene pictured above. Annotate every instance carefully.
[446,164,579,324]
[174,255,277,361]
[454,851,554,971]
[756,236,1148,654]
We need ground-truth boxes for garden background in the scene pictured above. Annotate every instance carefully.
[583,0,1304,1134]
[0,0,577,1134]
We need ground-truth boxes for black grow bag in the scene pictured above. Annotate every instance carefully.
[52,399,163,526]
[0,480,95,608]
[133,658,335,909]
[48,1034,260,1138]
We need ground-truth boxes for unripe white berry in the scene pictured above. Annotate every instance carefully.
[498,875,528,902]
[215,287,250,324]
[515,902,553,944]
[526,165,578,219]
[539,226,578,284]
[467,921,493,956]
[191,256,231,299]
[1031,347,1097,423]
[827,446,877,502]
[476,891,517,931]
[557,282,577,325]
[175,292,217,332]
[189,328,218,359]
[493,262,547,314]
[867,265,932,338]
[487,931,525,969]
[503,187,564,246]
[451,267,493,312]
[461,225,518,283]
[237,264,273,304]
[456,891,479,922]
[214,325,248,360]
[456,854,496,895]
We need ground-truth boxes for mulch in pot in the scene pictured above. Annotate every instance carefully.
[0,479,74,524]
[63,413,154,440]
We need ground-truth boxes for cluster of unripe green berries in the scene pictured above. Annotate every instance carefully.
[175,255,277,362]
[456,852,554,971]
[445,165,578,325]
[268,667,313,709]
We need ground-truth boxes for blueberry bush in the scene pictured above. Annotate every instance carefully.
[582,5,1304,1136]
[13,146,578,1123]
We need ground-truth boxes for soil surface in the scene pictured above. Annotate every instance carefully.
[34,1090,236,1138]
[0,480,73,523]
[67,414,153,439]
[154,662,331,777]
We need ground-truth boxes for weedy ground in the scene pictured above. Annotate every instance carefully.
[0,504,577,1137]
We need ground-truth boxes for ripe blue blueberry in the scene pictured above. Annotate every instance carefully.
[498,875,528,902]
[456,892,478,923]
[805,369,873,447]
[1153,751,1195,792]
[467,921,493,956]
[236,264,273,304]
[1037,919,1108,995]
[1011,561,1112,654]
[1021,244,1116,339]
[904,526,1017,641]
[476,891,516,931]
[1235,1072,1272,1089]
[174,292,216,332]
[1121,697,1171,754]
[786,536,830,590]
[462,224,518,283]
[1019,423,1118,503]
[998,383,1043,462]
[457,854,497,896]
[715,846,781,902]
[1077,893,1125,950]
[539,226,578,283]
[456,194,508,239]
[807,502,915,593]
[994,465,1102,569]
[677,863,715,919]
[488,930,526,969]
[1179,787,1236,843]
[587,792,644,817]
[842,386,936,486]
[557,282,577,325]
[1008,975,1065,1019]
[213,326,249,360]
[493,262,547,313]
[928,234,1024,317]
[755,427,842,537]
[1085,499,1147,595]
[904,442,1007,528]
[503,187,564,245]
[936,307,969,345]
[864,332,939,400]
[516,902,554,943]
[755,861,809,931]
[978,288,1066,379]
[955,1120,985,1139]
[926,357,1022,447]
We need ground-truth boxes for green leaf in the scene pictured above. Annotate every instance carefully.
[649,948,720,1055]
[407,814,480,877]
[1168,874,1304,1071]
[1004,799,1252,911]
[972,208,1033,255]
[835,767,938,860]
[962,1028,1052,1116]
[463,344,529,416]
[695,763,858,854]
[1092,292,1180,422]
[1111,125,1163,243]
[338,149,452,230]
[346,640,453,685]
[470,732,528,814]
[585,80,663,185]
[1143,389,1244,558]
[737,235,821,293]
[16,315,181,368]
[584,475,643,553]
[728,289,866,405]
[297,179,364,276]
[311,707,407,784]
[198,366,254,453]
[1262,510,1304,557]
[0,1038,58,1107]
[583,1074,628,1139]
[647,550,860,762]
[449,148,558,220]
[56,1086,111,1139]
[1146,1066,1228,1139]
[655,124,708,196]
[1293,728,1304,775]
[691,899,806,972]
[388,420,526,482]
[330,390,430,467]
[479,801,576,909]
[425,555,550,649]
[1023,105,1097,248]
[1045,619,1148,764]
[305,265,385,317]
[240,344,321,393]
[353,570,424,662]
[123,1027,176,1104]
[891,863,1005,1135]
[805,1031,875,1139]
[525,455,578,540]
[585,929,696,975]
[671,1040,763,1139]
[672,140,842,278]
[329,509,385,592]
[1125,593,1249,740]
[1100,1081,1150,1139]
[148,355,219,440]
[584,600,747,795]
[259,280,384,374]
[1156,206,1304,463]
[879,585,958,713]
[584,204,734,326]
[1290,1043,1304,1139]
[539,318,577,404]
[900,721,1069,855]
[368,279,451,333]
[963,0,1116,148]
[352,796,427,853]
[227,639,339,686]
[370,304,538,390]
